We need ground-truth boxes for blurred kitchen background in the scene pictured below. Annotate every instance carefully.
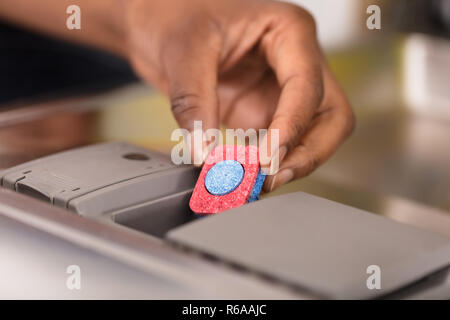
[0,0,449,236]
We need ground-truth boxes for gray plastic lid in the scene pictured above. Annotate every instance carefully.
[0,142,197,217]
[167,192,450,299]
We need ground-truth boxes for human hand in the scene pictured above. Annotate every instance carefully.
[125,0,355,192]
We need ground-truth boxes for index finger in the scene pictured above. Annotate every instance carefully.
[260,8,324,173]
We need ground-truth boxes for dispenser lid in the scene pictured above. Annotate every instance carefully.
[167,192,450,299]
[0,142,197,217]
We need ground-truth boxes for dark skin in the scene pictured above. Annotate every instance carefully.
[0,0,355,191]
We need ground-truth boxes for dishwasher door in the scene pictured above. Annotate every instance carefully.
[2,142,449,299]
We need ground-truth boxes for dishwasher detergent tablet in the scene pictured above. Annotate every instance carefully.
[189,145,265,215]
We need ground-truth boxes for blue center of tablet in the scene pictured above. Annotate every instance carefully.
[205,160,244,196]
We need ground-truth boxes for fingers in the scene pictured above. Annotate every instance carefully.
[220,70,279,130]
[163,23,222,164]
[264,106,354,192]
[263,62,355,192]
[259,8,324,174]
[164,34,221,133]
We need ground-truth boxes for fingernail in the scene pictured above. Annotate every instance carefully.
[202,141,214,163]
[268,145,288,175]
[191,127,204,166]
[268,174,277,192]
[277,145,288,164]
[269,169,294,191]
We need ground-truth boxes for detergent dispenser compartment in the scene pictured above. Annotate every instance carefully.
[0,142,199,237]
[113,189,197,238]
